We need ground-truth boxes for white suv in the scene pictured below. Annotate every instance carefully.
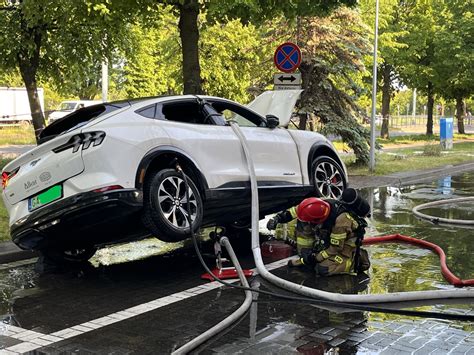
[1,92,347,262]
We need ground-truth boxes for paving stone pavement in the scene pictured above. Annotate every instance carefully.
[0,242,473,354]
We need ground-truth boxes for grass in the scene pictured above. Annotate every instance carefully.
[0,125,36,145]
[377,133,473,146]
[344,141,474,176]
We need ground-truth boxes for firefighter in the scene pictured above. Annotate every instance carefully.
[266,205,316,255]
[267,188,371,276]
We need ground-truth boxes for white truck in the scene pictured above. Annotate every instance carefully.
[0,87,44,123]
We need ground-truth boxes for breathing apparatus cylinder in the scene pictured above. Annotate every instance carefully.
[340,188,371,217]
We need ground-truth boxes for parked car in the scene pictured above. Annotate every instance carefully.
[1,92,347,262]
[48,100,101,123]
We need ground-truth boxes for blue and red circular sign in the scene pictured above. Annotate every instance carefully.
[274,42,301,73]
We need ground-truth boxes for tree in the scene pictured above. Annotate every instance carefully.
[0,0,137,142]
[396,0,440,136]
[121,11,182,98]
[360,0,407,139]
[120,9,274,103]
[434,1,473,134]
[170,0,357,95]
[295,8,373,164]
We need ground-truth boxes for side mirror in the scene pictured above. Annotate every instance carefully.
[266,114,280,129]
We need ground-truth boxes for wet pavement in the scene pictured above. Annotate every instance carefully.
[0,171,474,354]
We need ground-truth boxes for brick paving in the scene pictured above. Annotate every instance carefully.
[0,236,473,353]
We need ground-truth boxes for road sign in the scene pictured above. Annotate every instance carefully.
[273,73,301,85]
[273,42,302,73]
[274,84,302,91]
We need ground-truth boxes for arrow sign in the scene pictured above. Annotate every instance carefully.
[274,73,301,85]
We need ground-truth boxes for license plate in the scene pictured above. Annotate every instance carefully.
[28,185,63,212]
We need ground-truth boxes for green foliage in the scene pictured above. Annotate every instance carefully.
[0,69,23,87]
[122,9,182,97]
[201,19,273,102]
[433,1,474,101]
[121,8,274,103]
[206,0,358,24]
[296,7,372,165]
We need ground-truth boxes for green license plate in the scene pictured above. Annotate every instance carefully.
[28,185,63,211]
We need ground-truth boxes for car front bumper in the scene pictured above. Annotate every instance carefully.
[11,188,144,250]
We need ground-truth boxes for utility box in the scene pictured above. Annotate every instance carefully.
[440,117,453,149]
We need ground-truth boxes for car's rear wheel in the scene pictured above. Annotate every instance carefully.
[312,156,347,199]
[142,169,203,242]
[42,246,97,263]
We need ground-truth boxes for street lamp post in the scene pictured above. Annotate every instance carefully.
[369,0,380,172]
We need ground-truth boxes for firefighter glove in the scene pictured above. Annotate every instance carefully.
[266,215,281,230]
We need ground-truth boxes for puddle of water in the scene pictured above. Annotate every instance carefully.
[363,171,474,287]
[0,265,36,320]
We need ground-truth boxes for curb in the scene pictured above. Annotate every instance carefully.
[349,161,474,190]
[0,241,38,264]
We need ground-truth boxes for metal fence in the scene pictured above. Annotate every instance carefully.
[389,115,473,127]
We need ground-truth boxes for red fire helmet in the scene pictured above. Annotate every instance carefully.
[296,198,331,224]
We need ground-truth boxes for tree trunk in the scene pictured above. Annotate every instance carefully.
[297,61,314,131]
[298,113,308,130]
[178,0,202,95]
[380,64,391,139]
[455,96,465,134]
[426,82,434,136]
[17,26,44,143]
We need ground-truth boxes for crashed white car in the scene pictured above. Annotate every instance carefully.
[1,91,347,262]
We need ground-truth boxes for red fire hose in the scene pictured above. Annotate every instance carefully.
[363,234,474,287]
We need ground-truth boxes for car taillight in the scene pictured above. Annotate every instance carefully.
[1,167,19,190]
[53,131,106,153]
[93,185,123,193]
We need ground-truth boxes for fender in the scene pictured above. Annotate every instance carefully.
[307,142,345,181]
[135,146,209,194]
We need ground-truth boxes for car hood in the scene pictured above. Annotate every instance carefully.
[246,90,303,127]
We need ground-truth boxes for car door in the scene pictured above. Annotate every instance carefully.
[153,98,249,189]
[208,99,302,186]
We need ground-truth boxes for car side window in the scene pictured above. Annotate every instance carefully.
[161,101,203,124]
[136,104,157,119]
[210,101,265,127]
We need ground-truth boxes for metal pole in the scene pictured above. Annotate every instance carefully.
[412,88,417,124]
[101,60,108,102]
[369,0,379,172]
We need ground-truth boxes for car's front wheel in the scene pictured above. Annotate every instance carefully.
[142,169,203,242]
[312,156,347,199]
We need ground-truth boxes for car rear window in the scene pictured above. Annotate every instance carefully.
[39,101,130,144]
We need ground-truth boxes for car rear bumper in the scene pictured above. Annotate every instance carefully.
[11,189,144,250]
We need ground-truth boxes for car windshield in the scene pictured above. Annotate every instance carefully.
[59,102,77,111]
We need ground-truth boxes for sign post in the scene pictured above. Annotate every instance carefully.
[273,42,302,90]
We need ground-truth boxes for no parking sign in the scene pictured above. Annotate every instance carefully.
[273,42,301,73]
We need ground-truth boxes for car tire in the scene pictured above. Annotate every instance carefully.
[142,168,203,242]
[311,156,347,199]
[41,246,97,263]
